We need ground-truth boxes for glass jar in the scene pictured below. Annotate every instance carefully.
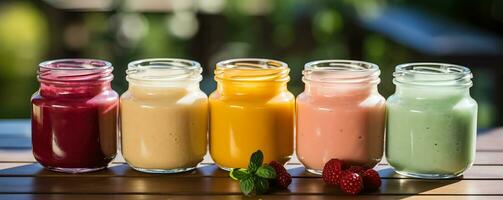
[31,59,118,173]
[296,60,386,174]
[209,58,295,169]
[386,63,478,179]
[121,58,208,173]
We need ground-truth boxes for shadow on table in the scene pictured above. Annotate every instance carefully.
[378,167,462,199]
[0,163,244,199]
[0,163,224,177]
[0,163,462,199]
[285,166,462,199]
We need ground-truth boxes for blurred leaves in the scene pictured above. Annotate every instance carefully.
[0,2,48,77]
[0,0,499,127]
[0,2,48,118]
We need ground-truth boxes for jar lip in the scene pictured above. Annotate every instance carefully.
[128,58,201,70]
[127,58,203,83]
[38,58,113,84]
[39,58,112,70]
[304,59,379,72]
[303,60,380,84]
[395,62,471,75]
[216,58,288,70]
[393,62,473,87]
[215,58,290,82]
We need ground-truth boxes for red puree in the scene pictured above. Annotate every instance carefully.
[31,59,118,173]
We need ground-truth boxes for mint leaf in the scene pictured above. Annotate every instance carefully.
[256,165,276,179]
[239,177,255,196]
[248,150,263,172]
[230,168,250,180]
[255,177,270,195]
[232,150,274,196]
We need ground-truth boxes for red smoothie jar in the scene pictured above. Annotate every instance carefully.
[31,59,118,173]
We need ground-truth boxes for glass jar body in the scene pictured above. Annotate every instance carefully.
[296,83,385,174]
[209,81,295,169]
[120,83,208,173]
[386,85,477,179]
[31,82,118,173]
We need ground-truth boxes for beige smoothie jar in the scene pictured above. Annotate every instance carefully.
[120,58,208,173]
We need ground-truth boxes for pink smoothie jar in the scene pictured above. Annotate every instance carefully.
[296,60,386,174]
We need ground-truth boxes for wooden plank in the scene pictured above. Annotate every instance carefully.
[0,163,27,170]
[1,163,503,180]
[0,177,502,195]
[471,152,503,165]
[2,151,503,165]
[477,128,503,151]
[0,194,502,200]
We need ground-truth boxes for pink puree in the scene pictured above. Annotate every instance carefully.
[296,82,385,171]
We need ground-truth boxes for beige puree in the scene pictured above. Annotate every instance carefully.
[121,85,208,170]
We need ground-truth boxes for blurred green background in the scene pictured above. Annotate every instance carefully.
[0,0,502,128]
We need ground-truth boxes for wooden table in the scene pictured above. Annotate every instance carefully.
[1,128,502,199]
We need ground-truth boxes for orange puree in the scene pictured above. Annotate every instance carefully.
[209,59,294,169]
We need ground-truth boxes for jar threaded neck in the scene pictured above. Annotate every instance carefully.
[303,60,380,84]
[393,62,473,87]
[126,58,203,85]
[38,59,113,84]
[214,58,290,82]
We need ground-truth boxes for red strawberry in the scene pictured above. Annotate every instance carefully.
[322,159,344,185]
[269,161,292,188]
[362,169,381,191]
[339,171,364,195]
[346,165,365,175]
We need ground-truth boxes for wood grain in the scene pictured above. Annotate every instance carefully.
[1,194,502,200]
[1,150,503,165]
[1,163,503,180]
[477,128,503,151]
[0,128,502,199]
[0,176,502,195]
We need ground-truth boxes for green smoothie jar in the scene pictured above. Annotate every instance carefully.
[386,63,477,179]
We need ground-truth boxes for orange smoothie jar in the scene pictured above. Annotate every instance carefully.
[209,58,295,169]
[296,60,386,174]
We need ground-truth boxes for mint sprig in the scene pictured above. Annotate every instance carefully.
[256,165,276,179]
[239,177,254,195]
[229,150,277,196]
[248,150,263,172]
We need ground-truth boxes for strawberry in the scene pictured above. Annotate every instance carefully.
[362,169,381,191]
[269,161,292,188]
[322,159,344,185]
[338,171,364,195]
[346,165,365,175]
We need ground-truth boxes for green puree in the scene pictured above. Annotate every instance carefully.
[386,87,477,177]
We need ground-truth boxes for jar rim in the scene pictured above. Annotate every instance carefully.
[216,58,288,70]
[39,58,112,70]
[305,59,379,72]
[128,58,201,70]
[215,58,289,82]
[127,58,203,83]
[395,62,471,75]
[303,60,380,84]
[38,58,113,84]
[393,62,473,87]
